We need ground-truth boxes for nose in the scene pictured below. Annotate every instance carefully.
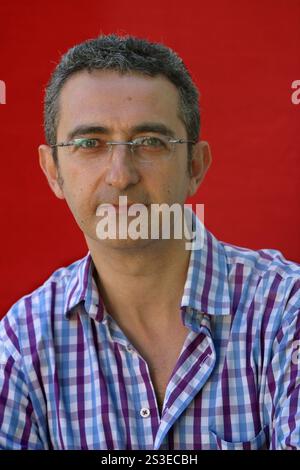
[104,143,140,190]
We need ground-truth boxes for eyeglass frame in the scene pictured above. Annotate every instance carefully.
[50,136,197,160]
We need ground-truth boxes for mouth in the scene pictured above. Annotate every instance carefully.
[112,203,148,213]
[97,202,149,214]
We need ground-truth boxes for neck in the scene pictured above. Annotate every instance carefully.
[86,237,191,329]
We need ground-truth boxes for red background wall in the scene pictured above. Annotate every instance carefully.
[0,0,299,318]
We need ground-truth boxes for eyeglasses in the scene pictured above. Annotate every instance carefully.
[50,135,196,163]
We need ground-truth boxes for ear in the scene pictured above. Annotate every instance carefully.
[38,145,65,200]
[188,141,212,197]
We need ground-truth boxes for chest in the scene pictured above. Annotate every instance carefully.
[117,317,190,412]
[138,334,189,412]
[148,360,176,412]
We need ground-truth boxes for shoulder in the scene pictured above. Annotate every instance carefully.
[222,241,300,280]
[221,240,300,324]
[0,254,90,358]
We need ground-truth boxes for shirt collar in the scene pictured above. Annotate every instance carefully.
[64,213,231,323]
[180,214,231,316]
[64,254,105,322]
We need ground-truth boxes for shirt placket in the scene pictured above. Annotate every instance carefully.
[154,321,216,449]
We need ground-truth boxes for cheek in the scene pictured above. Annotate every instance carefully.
[61,175,92,220]
[60,163,95,200]
[146,163,189,203]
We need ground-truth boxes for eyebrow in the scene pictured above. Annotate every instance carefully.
[66,122,176,141]
[131,123,176,138]
[67,125,108,141]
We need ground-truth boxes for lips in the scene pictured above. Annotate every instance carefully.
[113,203,148,213]
[112,202,139,207]
[97,202,148,214]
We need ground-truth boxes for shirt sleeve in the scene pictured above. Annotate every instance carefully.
[265,281,300,449]
[0,331,45,449]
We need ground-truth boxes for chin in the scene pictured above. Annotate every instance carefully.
[96,237,157,251]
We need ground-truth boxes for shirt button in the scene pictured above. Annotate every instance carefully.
[126,344,134,353]
[140,408,150,418]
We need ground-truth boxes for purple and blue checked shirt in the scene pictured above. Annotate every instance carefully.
[1,219,300,450]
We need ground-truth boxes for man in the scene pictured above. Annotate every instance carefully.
[0,34,299,450]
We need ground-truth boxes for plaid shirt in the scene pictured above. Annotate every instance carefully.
[1,219,300,450]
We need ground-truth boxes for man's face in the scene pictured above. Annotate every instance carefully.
[39,69,210,249]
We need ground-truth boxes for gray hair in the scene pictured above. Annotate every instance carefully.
[44,34,201,168]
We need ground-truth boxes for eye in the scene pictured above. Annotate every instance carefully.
[73,138,101,149]
[135,136,167,149]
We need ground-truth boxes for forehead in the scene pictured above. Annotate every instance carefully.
[57,70,185,137]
